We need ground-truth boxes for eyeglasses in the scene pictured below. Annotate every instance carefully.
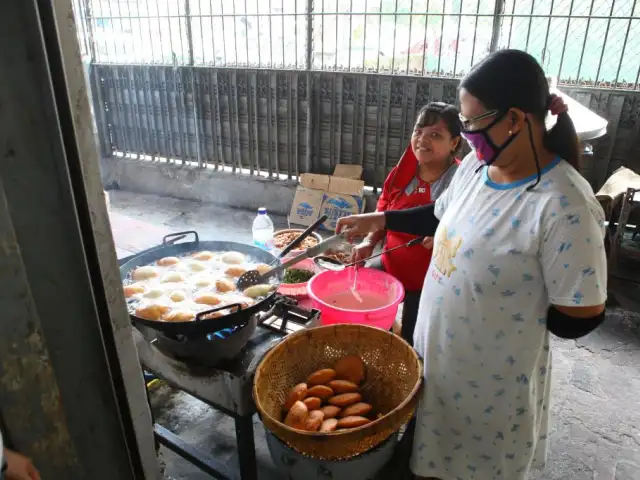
[459,110,499,131]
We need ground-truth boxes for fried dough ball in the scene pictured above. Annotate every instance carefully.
[256,264,271,275]
[163,309,195,322]
[194,293,222,306]
[221,252,245,265]
[169,291,187,302]
[135,304,171,320]
[143,288,165,299]
[132,266,159,281]
[161,272,186,283]
[157,256,180,266]
[225,266,247,278]
[215,278,235,293]
[193,251,215,261]
[123,283,146,297]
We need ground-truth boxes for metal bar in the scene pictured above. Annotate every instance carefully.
[635,54,640,91]
[191,69,203,167]
[209,0,216,65]
[376,0,382,72]
[335,76,343,166]
[143,0,155,63]
[81,0,97,61]
[185,0,195,65]
[335,0,339,70]
[453,0,464,75]
[524,0,535,51]
[348,0,353,71]
[227,71,238,172]
[557,0,576,80]
[437,0,445,73]
[234,416,258,480]
[112,68,130,154]
[288,73,294,178]
[614,0,638,86]
[176,68,189,162]
[405,0,414,73]
[306,0,313,69]
[507,0,516,48]
[90,12,640,18]
[158,68,173,159]
[115,0,127,62]
[257,1,262,66]
[128,67,143,158]
[595,0,618,84]
[156,0,166,63]
[198,0,204,64]
[220,2,228,65]
[266,74,273,176]
[541,0,556,68]
[470,0,481,63]
[362,0,368,71]
[273,73,280,175]
[269,0,274,67]
[321,0,325,69]
[175,4,186,65]
[212,71,225,169]
[250,72,260,174]
[576,0,596,82]
[282,0,286,67]
[294,1,298,68]
[154,424,235,480]
[421,0,429,75]
[206,70,220,168]
[390,0,399,72]
[231,0,238,65]
[140,68,156,160]
[166,0,176,65]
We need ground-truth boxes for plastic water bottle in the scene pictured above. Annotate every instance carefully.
[252,207,274,251]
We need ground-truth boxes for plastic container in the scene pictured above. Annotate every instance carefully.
[272,228,323,257]
[277,257,320,298]
[252,207,274,251]
[307,268,405,330]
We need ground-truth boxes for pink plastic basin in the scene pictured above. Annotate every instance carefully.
[307,268,405,330]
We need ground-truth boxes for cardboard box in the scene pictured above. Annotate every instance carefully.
[289,165,365,231]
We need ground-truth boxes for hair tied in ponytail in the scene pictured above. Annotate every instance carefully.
[547,94,568,116]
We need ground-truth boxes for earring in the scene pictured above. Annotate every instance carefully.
[508,130,513,136]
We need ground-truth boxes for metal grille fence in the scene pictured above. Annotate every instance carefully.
[75,0,639,88]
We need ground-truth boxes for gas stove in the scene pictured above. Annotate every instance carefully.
[135,295,320,480]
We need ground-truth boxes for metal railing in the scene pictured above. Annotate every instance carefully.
[75,0,640,89]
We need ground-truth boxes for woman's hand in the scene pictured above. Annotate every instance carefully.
[422,237,434,250]
[336,213,386,243]
[351,242,375,265]
[5,449,40,480]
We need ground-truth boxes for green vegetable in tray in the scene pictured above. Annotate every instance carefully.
[282,268,315,284]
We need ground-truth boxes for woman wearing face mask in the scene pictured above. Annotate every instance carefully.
[352,102,461,345]
[337,50,607,480]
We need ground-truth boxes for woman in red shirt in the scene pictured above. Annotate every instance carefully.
[352,102,462,345]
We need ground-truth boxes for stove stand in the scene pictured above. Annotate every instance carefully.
[136,298,320,480]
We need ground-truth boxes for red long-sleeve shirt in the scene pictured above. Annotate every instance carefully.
[377,147,459,292]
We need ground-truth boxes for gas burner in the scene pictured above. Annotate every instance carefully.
[150,295,320,368]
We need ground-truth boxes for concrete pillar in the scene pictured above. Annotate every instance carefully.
[0,0,158,478]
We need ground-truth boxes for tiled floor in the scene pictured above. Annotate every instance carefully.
[109,190,640,480]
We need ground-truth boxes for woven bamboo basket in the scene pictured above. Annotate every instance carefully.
[253,324,423,460]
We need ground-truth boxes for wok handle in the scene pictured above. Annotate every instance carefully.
[163,230,199,246]
[195,303,242,321]
[277,214,328,259]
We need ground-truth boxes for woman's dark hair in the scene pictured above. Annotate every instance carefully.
[460,49,580,171]
[415,102,462,152]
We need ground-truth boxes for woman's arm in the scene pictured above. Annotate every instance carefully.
[336,204,440,241]
[384,204,440,237]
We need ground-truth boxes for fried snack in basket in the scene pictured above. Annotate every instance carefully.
[320,418,338,432]
[328,392,362,407]
[304,410,325,432]
[328,379,359,393]
[303,397,322,411]
[307,368,337,386]
[340,402,372,418]
[337,416,370,429]
[283,383,308,411]
[320,405,341,419]
[284,401,308,430]
[334,355,366,384]
[307,385,334,400]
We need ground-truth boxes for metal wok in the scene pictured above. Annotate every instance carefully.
[119,231,284,336]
